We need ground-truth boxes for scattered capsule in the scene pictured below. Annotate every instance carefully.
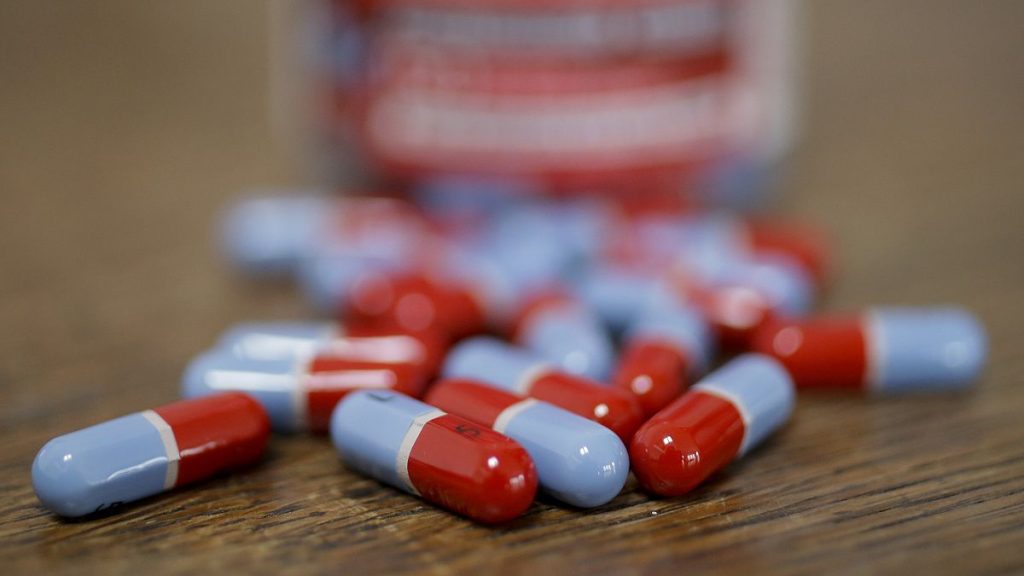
[216,321,446,377]
[32,393,269,518]
[443,337,644,442]
[183,351,428,433]
[752,307,987,393]
[425,379,629,508]
[331,390,538,524]
[513,291,616,380]
[344,271,488,340]
[614,304,714,417]
[630,354,795,497]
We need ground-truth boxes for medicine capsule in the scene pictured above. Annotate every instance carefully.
[630,354,795,497]
[345,271,487,340]
[331,390,537,524]
[217,321,446,377]
[614,304,714,417]
[752,307,987,393]
[513,291,616,380]
[443,337,644,442]
[32,393,269,518]
[183,351,428,433]
[425,379,628,508]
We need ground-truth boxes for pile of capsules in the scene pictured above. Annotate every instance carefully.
[32,193,988,523]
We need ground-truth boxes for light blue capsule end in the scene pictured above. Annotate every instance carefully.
[220,194,328,276]
[694,354,795,457]
[443,337,545,393]
[574,267,661,331]
[504,402,628,508]
[218,322,335,361]
[521,307,615,381]
[296,250,393,314]
[182,351,301,432]
[32,413,169,517]
[330,390,437,492]
[870,308,988,393]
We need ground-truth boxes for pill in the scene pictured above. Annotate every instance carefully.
[740,219,831,285]
[221,194,330,275]
[513,291,616,380]
[614,304,714,417]
[425,379,629,508]
[344,271,488,340]
[183,351,428,433]
[32,392,269,518]
[443,337,644,442]
[752,307,987,393]
[630,354,795,497]
[331,390,537,524]
[217,321,446,377]
[573,265,665,331]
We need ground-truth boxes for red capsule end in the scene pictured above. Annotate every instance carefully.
[751,316,867,390]
[745,219,832,285]
[306,356,430,433]
[629,391,744,497]
[424,379,520,428]
[691,284,777,350]
[345,272,486,340]
[153,392,270,487]
[613,339,690,418]
[529,372,645,443]
[408,414,537,524]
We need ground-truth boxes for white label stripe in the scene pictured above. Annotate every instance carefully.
[142,410,180,490]
[515,363,553,395]
[863,312,885,393]
[395,409,445,496]
[692,384,751,456]
[493,398,539,434]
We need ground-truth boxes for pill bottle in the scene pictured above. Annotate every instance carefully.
[270,0,800,205]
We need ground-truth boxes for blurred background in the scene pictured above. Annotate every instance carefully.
[1,2,1023,573]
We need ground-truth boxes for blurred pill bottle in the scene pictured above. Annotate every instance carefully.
[270,0,800,206]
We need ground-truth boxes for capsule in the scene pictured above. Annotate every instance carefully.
[752,307,987,393]
[344,271,488,340]
[32,393,269,518]
[183,351,428,433]
[443,337,644,442]
[630,354,795,497]
[614,304,714,417]
[513,291,615,380]
[425,379,628,508]
[331,390,537,524]
[217,321,446,377]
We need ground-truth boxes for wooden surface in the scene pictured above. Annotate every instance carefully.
[2,2,1024,574]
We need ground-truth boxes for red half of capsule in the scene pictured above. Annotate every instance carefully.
[745,219,831,285]
[613,339,692,418]
[424,379,519,428]
[407,414,537,524]
[526,371,644,443]
[306,356,430,433]
[344,323,451,378]
[751,316,867,390]
[345,272,487,340]
[629,390,744,497]
[688,284,777,351]
[152,392,270,487]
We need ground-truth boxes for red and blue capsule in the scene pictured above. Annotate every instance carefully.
[331,390,538,524]
[33,393,269,517]
[630,354,795,497]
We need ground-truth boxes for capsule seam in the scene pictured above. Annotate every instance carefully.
[516,362,553,395]
[493,398,539,434]
[395,409,445,496]
[691,384,751,456]
[141,410,180,490]
[863,312,885,394]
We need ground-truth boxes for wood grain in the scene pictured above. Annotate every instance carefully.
[2,2,1023,574]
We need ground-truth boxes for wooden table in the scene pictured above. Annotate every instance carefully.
[2,3,1022,574]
